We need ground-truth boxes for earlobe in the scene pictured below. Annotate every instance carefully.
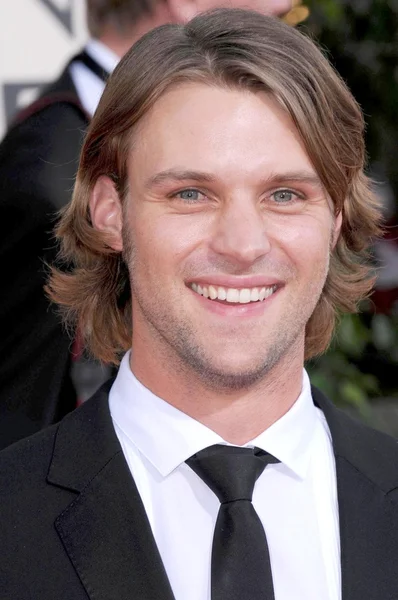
[89,175,123,252]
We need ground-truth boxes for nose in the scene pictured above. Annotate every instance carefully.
[209,197,271,266]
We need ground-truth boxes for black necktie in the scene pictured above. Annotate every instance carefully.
[186,444,279,600]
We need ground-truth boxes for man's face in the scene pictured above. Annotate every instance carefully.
[122,83,340,390]
[194,0,292,17]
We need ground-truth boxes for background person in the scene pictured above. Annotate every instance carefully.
[0,0,290,450]
[2,10,397,600]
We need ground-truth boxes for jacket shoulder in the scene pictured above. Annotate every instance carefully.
[0,414,87,598]
[0,381,116,495]
[0,100,87,176]
[313,386,398,494]
[0,421,59,493]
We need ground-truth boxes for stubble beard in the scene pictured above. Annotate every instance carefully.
[123,225,328,394]
[133,283,310,392]
[127,277,310,394]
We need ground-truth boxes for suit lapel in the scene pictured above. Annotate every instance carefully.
[47,384,175,600]
[313,388,398,600]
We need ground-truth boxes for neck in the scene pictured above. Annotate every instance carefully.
[130,336,304,445]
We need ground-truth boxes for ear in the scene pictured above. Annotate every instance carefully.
[89,175,123,252]
[331,210,342,249]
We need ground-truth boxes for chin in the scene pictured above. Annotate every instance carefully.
[194,359,273,392]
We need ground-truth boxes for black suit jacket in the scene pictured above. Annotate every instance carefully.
[1,384,398,599]
[0,60,89,449]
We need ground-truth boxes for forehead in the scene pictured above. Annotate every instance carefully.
[128,82,315,181]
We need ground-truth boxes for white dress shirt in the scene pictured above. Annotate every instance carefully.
[109,353,341,600]
[69,39,119,117]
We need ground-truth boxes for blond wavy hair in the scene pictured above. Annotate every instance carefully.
[47,8,382,364]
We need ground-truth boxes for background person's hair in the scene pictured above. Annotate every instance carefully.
[47,8,382,365]
[86,0,163,38]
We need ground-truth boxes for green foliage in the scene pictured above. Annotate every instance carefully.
[302,1,398,410]
[307,312,398,408]
[304,0,398,198]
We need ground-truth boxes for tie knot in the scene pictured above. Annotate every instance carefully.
[186,444,278,504]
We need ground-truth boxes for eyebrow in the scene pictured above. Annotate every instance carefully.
[145,169,216,189]
[265,171,324,190]
[144,169,324,190]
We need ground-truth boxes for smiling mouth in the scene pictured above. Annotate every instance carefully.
[190,283,278,304]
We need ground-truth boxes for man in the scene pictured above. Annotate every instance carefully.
[1,8,396,600]
[0,0,290,449]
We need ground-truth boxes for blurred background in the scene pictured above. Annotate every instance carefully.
[0,1,87,137]
[301,0,398,433]
[0,0,397,433]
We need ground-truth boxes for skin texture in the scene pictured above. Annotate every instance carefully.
[90,84,341,443]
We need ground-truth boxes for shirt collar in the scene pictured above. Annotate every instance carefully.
[249,369,316,479]
[85,39,120,75]
[109,352,317,480]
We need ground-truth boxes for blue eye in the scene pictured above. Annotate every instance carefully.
[176,189,202,202]
[272,190,295,203]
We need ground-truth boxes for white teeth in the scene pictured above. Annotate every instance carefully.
[226,288,240,303]
[258,287,266,301]
[218,286,227,300]
[191,283,276,303]
[209,285,218,300]
[239,289,251,304]
[250,288,259,302]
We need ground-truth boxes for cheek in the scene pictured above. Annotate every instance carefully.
[131,210,212,273]
[274,217,332,271]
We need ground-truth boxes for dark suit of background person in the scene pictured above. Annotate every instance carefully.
[0,382,397,600]
[0,2,294,450]
[0,0,181,452]
[0,51,109,450]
